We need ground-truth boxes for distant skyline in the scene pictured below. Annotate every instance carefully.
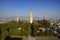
[0,0,60,19]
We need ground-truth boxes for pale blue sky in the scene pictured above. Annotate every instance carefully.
[0,0,60,19]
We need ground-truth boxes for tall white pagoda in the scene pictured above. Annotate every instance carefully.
[30,9,33,24]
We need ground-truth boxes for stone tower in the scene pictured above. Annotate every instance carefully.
[44,14,46,20]
[16,15,19,22]
[30,9,33,23]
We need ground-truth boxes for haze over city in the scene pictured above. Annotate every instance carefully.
[0,0,60,19]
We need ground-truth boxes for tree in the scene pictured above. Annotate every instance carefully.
[42,20,51,28]
[0,24,2,40]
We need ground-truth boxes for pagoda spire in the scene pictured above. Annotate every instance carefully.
[16,15,19,22]
[30,9,33,23]
[44,12,46,20]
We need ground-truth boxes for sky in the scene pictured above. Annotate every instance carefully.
[0,0,60,19]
